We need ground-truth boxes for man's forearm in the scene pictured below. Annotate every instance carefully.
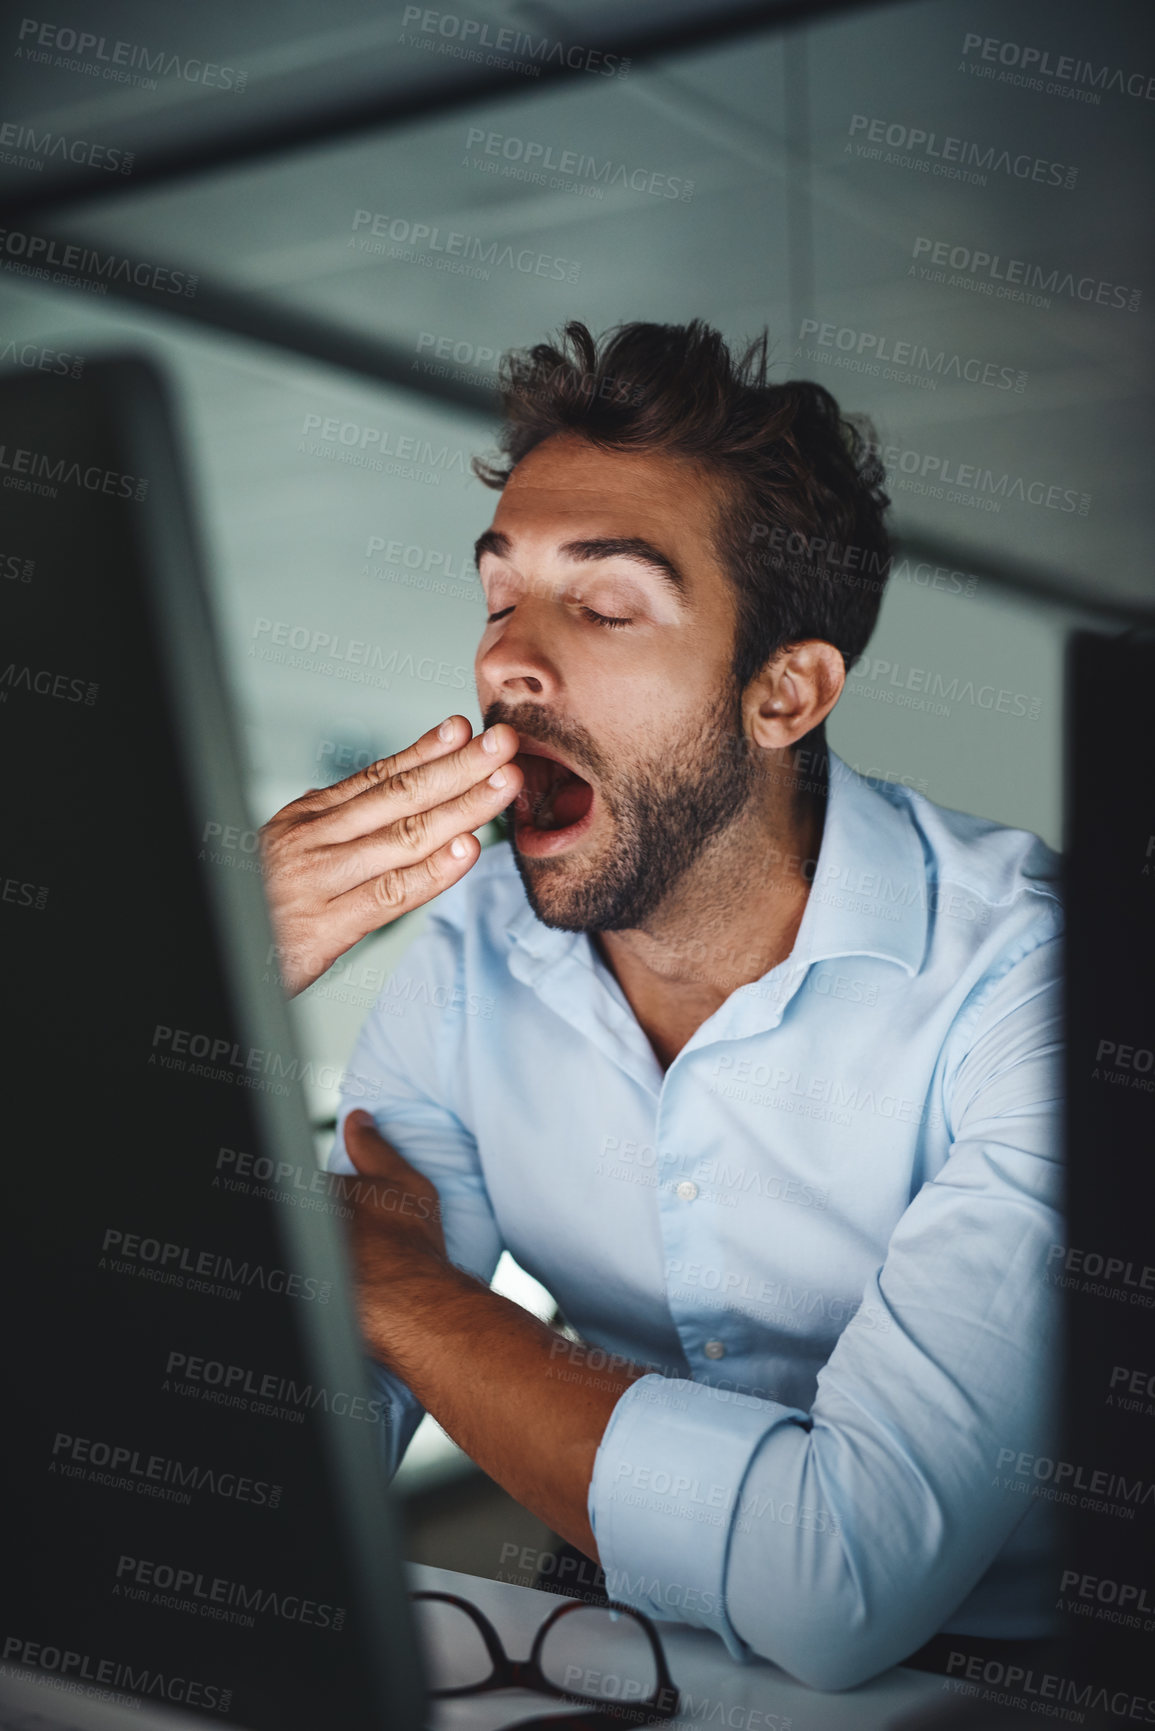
[361,1260,647,1559]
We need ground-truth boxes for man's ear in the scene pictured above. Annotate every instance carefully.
[742,640,845,750]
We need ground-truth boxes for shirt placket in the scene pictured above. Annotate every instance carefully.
[653,959,811,1380]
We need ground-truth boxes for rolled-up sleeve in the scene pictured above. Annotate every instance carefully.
[588,932,1063,1690]
[326,913,504,1480]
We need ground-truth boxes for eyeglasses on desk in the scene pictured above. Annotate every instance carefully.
[411,1588,681,1728]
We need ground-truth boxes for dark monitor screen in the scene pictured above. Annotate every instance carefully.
[1063,628,1155,1712]
[0,356,425,1731]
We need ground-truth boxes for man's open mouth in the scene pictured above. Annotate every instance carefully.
[513,745,595,842]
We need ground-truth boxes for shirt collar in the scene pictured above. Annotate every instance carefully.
[504,750,928,983]
[788,751,928,977]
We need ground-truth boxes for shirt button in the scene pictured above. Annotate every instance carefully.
[674,1180,699,1201]
[704,1340,726,1359]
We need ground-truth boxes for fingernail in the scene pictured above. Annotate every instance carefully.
[482,726,501,754]
[438,717,457,742]
[488,768,507,789]
[347,1109,374,1129]
[450,836,468,858]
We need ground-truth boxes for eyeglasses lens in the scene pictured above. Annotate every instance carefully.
[412,1598,494,1692]
[539,1606,659,1705]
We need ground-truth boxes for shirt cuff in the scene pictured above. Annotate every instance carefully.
[588,1374,804,1660]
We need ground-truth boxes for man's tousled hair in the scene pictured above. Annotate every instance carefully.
[473,319,892,695]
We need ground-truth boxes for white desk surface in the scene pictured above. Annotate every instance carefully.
[410,1562,951,1731]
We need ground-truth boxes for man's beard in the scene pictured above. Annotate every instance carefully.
[483,687,759,933]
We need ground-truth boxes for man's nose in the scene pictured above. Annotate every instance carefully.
[477,603,560,701]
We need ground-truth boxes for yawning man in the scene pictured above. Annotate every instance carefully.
[260,320,1063,1690]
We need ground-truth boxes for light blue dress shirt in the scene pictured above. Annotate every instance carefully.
[328,751,1064,1689]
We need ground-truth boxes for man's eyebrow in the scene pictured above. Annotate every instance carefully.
[559,537,688,596]
[473,528,511,569]
[473,530,688,599]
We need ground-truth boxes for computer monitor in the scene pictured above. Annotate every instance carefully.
[0,356,425,1731]
[1063,628,1155,1713]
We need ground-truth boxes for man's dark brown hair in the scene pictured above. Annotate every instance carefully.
[473,319,892,707]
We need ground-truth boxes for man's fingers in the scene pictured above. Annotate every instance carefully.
[322,760,522,893]
[320,721,521,845]
[289,715,474,819]
[342,1110,403,1177]
[331,830,484,946]
[340,1113,443,1227]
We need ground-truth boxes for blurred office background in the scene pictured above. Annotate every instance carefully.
[2,0,1151,1583]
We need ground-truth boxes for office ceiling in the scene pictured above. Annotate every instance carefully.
[1,0,1151,619]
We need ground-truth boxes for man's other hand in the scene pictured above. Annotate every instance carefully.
[337,1108,453,1363]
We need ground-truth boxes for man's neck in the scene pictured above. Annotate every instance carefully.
[593,757,827,1071]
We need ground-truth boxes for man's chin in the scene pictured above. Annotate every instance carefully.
[508,839,611,933]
